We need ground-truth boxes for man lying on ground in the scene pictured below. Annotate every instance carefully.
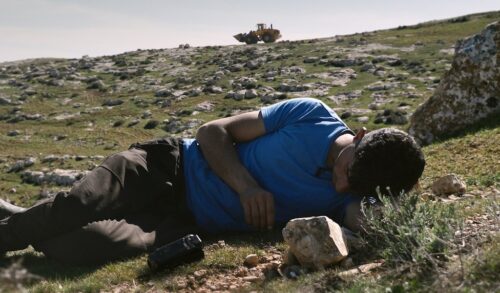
[0,97,425,265]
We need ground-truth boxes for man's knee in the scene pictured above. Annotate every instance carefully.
[35,219,150,265]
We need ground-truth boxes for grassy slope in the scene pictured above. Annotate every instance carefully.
[0,10,498,293]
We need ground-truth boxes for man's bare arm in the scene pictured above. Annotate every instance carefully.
[196,110,274,230]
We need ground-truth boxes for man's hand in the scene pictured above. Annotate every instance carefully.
[239,187,275,230]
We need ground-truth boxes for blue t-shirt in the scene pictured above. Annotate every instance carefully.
[182,98,355,233]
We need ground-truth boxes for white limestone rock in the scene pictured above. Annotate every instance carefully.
[409,22,500,145]
[282,216,348,270]
[22,169,89,186]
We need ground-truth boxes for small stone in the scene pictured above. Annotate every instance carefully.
[356,116,369,123]
[244,89,258,99]
[337,262,383,278]
[141,110,152,119]
[127,119,140,127]
[432,174,467,196]
[242,275,260,283]
[144,120,159,129]
[155,88,172,97]
[174,280,187,289]
[7,130,20,136]
[53,135,67,141]
[8,157,36,173]
[244,254,259,267]
[234,267,248,277]
[193,269,207,278]
[9,188,16,193]
[263,262,281,280]
[102,99,124,107]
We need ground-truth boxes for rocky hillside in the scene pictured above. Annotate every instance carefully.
[0,11,499,202]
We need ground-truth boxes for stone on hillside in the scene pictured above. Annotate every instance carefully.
[0,96,12,105]
[112,120,124,127]
[233,90,246,101]
[356,116,369,123]
[279,81,313,93]
[282,216,348,270]
[328,90,363,105]
[329,68,357,87]
[48,68,61,78]
[141,110,152,119]
[42,155,63,163]
[374,109,408,125]
[264,70,278,78]
[244,254,259,267]
[432,174,466,196]
[155,88,172,97]
[372,55,400,64]
[303,56,319,63]
[47,79,65,87]
[244,89,258,99]
[388,59,403,66]
[232,77,258,90]
[229,63,244,72]
[246,60,261,70]
[87,80,106,90]
[204,85,223,94]
[374,68,386,77]
[127,119,140,127]
[187,87,202,97]
[25,113,44,121]
[195,101,215,112]
[22,169,89,186]
[409,22,500,145]
[328,58,358,67]
[365,81,398,91]
[23,88,37,96]
[53,112,80,121]
[360,62,376,72]
[7,157,36,173]
[102,99,124,107]
[144,120,159,129]
[278,66,306,76]
[7,130,20,136]
[261,92,286,103]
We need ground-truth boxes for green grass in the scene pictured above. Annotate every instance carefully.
[1,126,492,292]
[0,10,499,293]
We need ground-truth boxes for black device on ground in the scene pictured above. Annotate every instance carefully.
[147,234,204,271]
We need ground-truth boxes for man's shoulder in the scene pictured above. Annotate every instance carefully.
[279,97,325,108]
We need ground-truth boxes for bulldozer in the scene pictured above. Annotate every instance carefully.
[234,23,281,44]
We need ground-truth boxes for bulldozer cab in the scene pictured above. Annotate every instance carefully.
[257,23,266,30]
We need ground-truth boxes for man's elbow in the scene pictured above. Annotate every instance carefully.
[196,122,226,145]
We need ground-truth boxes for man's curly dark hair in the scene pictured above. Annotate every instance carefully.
[348,128,425,197]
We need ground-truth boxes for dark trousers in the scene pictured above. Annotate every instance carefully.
[0,138,198,265]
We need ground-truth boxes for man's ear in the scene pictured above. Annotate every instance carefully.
[353,127,366,144]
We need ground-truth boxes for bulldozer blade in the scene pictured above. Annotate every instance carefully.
[233,33,245,42]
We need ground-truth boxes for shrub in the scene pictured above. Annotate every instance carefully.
[361,192,456,274]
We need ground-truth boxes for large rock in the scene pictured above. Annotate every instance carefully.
[282,216,348,270]
[7,157,36,173]
[22,169,89,186]
[409,22,500,145]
